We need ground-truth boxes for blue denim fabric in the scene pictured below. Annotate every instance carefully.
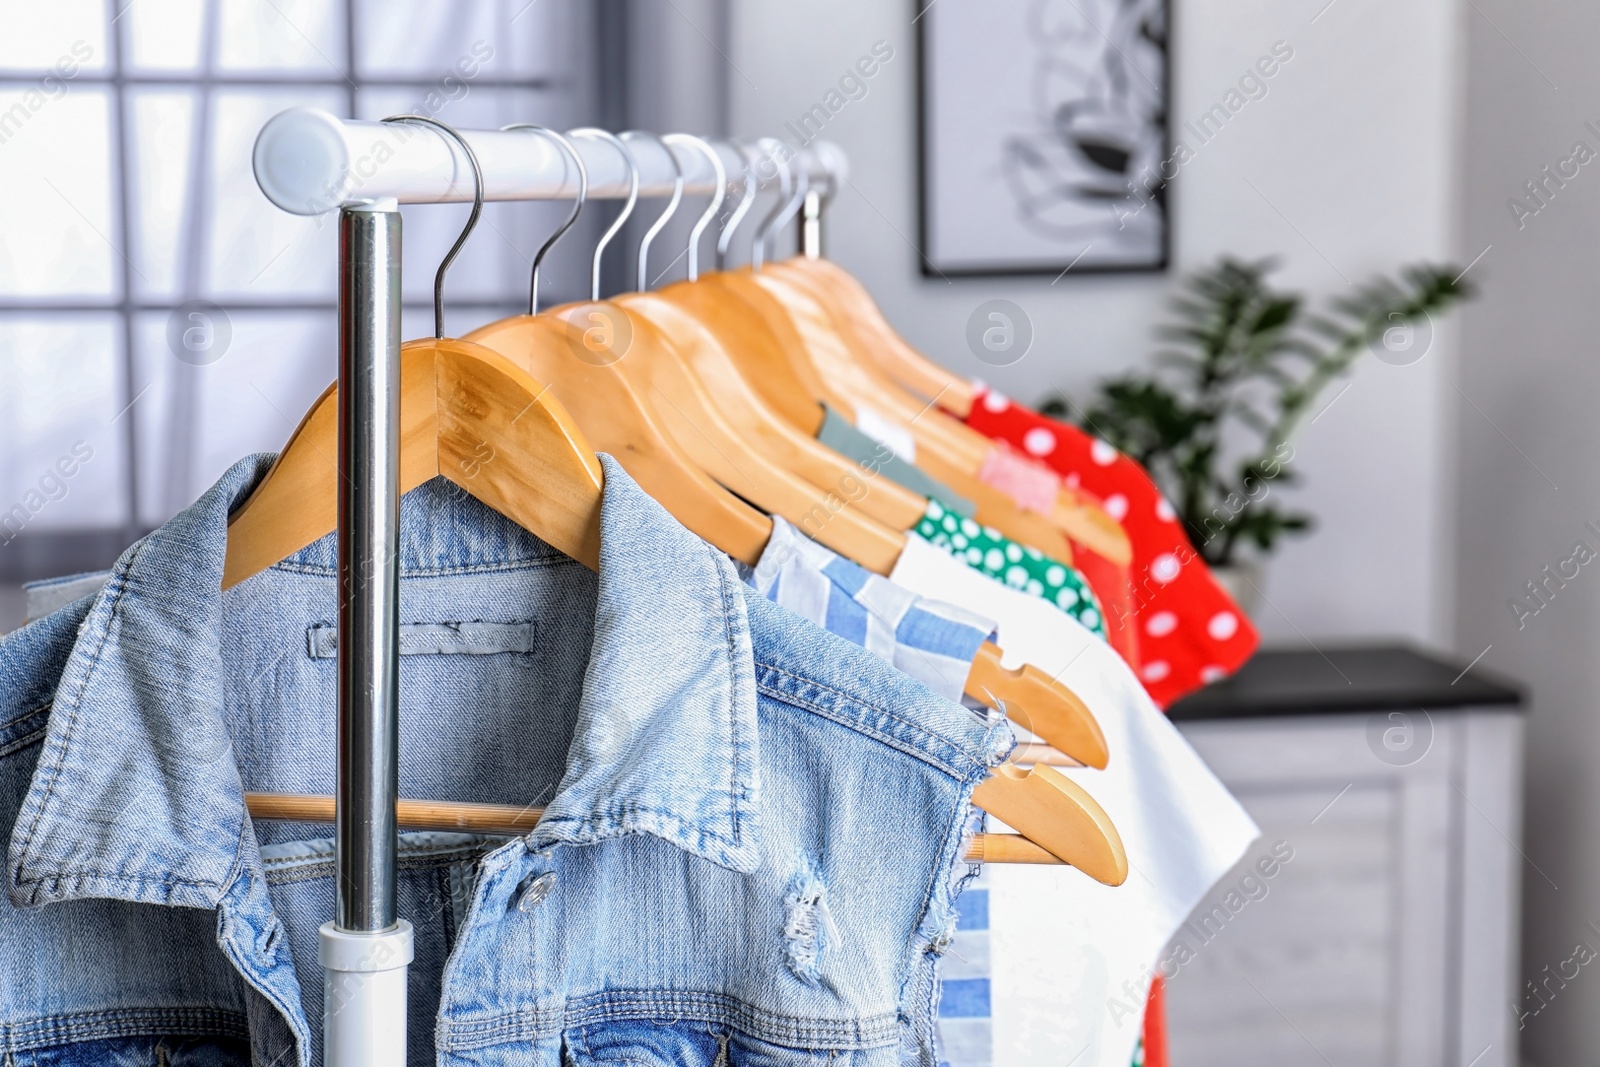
[0,454,1008,1067]
[735,519,1002,1067]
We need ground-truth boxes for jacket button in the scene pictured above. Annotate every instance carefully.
[513,872,557,912]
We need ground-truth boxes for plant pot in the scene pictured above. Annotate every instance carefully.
[1208,560,1264,617]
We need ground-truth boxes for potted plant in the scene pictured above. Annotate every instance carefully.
[1041,256,1473,609]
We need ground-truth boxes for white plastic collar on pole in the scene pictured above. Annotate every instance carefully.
[252,107,847,215]
[320,920,415,1066]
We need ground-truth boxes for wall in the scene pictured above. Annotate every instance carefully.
[1457,1,1600,1062]
[725,0,1465,647]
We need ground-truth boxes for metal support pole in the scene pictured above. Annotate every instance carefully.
[801,188,823,259]
[320,201,413,1067]
[336,202,401,933]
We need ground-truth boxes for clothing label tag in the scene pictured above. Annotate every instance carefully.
[977,444,1061,515]
[855,405,917,463]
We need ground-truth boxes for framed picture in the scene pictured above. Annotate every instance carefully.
[917,0,1170,276]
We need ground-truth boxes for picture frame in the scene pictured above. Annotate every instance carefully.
[916,0,1171,277]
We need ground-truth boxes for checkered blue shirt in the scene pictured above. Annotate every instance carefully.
[742,519,999,702]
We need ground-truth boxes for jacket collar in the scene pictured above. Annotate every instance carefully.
[8,452,761,910]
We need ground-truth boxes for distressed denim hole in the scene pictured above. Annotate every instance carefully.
[782,862,839,984]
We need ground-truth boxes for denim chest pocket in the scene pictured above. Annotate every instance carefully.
[566,1022,868,1066]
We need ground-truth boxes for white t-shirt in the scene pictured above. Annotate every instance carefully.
[892,535,1259,1067]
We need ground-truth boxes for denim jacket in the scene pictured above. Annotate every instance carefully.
[1,454,1007,1067]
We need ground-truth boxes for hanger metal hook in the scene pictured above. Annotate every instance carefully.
[662,133,726,282]
[501,123,587,315]
[761,161,809,269]
[568,128,640,301]
[381,114,483,339]
[716,139,761,270]
[620,130,684,293]
[750,138,793,273]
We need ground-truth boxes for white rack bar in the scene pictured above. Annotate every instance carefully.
[253,107,846,215]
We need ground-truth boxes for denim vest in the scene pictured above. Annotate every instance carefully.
[1,454,1007,1067]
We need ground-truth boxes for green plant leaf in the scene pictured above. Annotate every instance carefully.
[1059,255,1475,565]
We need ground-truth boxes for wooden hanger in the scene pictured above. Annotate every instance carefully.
[610,140,1109,769]
[467,127,774,566]
[244,786,1126,881]
[224,338,604,588]
[502,139,904,573]
[768,253,1127,571]
[735,267,994,468]
[783,260,1134,565]
[969,644,1107,767]
[661,272,830,435]
[624,286,929,531]
[493,301,907,573]
[974,764,1127,883]
[775,254,977,417]
[655,266,1081,571]
[464,307,773,566]
[779,254,1130,563]
[697,267,1076,559]
[681,161,1120,572]
[764,264,1135,567]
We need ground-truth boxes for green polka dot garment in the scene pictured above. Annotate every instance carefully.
[912,497,1107,639]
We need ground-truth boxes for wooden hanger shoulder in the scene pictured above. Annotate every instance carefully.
[747,268,995,470]
[223,337,604,589]
[432,337,606,569]
[770,266,1131,561]
[593,296,908,576]
[699,271,1080,562]
[775,256,977,417]
[967,642,1108,769]
[974,764,1128,884]
[665,273,835,432]
[466,308,773,566]
[699,271,850,422]
[616,291,929,531]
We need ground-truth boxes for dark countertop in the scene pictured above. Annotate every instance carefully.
[1167,644,1524,721]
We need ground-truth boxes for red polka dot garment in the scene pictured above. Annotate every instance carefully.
[964,387,1260,708]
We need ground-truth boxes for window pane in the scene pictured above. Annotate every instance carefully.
[128,88,197,298]
[217,0,345,74]
[353,0,498,78]
[0,0,599,564]
[0,315,126,530]
[0,88,117,297]
[204,88,344,299]
[351,0,588,87]
[495,0,592,89]
[0,1,107,71]
[133,309,334,524]
[125,0,207,71]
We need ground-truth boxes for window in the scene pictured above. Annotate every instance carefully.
[0,0,603,578]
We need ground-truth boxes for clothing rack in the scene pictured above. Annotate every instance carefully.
[251,107,845,1067]
[253,106,844,215]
